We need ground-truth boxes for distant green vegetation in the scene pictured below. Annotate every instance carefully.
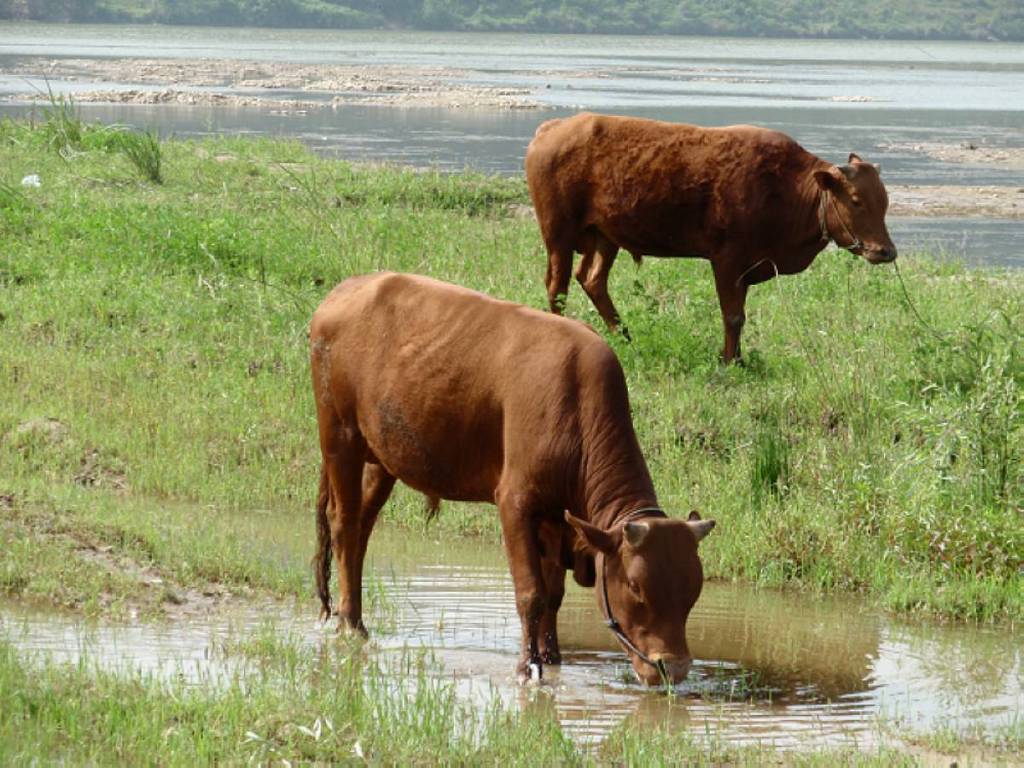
[3,0,1023,41]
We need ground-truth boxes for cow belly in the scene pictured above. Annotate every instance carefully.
[360,396,503,504]
[596,203,714,259]
[600,226,708,261]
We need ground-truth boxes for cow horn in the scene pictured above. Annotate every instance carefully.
[623,521,650,548]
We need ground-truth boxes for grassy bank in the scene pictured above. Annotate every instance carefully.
[0,112,1021,625]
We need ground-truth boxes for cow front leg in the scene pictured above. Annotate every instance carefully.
[498,491,547,682]
[712,262,750,364]
[537,554,566,665]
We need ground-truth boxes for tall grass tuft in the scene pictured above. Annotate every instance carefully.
[39,85,84,158]
[751,412,790,507]
[115,129,163,184]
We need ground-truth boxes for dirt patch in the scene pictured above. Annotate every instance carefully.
[7,57,543,110]
[888,184,1024,219]
[68,88,323,111]
[882,140,1024,169]
[3,504,242,619]
[73,542,236,619]
[13,417,68,444]
[73,449,129,491]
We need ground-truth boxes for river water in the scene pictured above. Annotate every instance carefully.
[2,525,1021,751]
[0,23,1022,264]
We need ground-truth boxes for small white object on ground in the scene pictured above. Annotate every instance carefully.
[21,174,41,187]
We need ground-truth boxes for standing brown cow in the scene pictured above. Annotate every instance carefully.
[310,272,715,685]
[525,112,896,362]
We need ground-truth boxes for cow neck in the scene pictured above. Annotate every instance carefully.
[801,159,837,250]
[571,343,661,532]
[576,412,662,532]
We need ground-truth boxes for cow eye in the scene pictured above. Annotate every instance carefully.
[627,579,642,599]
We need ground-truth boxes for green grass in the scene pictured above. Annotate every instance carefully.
[882,713,1024,763]
[0,633,574,765]
[0,113,1021,626]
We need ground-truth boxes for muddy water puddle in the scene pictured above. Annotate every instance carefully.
[2,526,1021,749]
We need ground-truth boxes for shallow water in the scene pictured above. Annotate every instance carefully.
[1,24,1022,266]
[2,525,1020,749]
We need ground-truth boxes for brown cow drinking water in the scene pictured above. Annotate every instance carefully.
[310,272,715,685]
[525,112,897,363]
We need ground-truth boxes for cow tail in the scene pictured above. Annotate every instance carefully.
[313,463,332,621]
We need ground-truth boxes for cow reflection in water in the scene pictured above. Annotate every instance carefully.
[536,584,882,740]
[310,273,715,685]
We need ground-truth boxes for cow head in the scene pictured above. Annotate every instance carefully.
[814,153,896,264]
[566,510,714,686]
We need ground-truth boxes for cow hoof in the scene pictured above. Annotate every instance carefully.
[540,649,562,665]
[337,618,369,639]
[517,661,543,684]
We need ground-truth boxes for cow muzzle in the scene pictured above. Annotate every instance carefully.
[862,243,897,264]
[632,652,691,686]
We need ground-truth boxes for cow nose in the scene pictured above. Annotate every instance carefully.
[640,653,692,686]
[867,244,897,264]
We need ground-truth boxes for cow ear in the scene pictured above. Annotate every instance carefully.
[813,165,851,193]
[848,152,863,164]
[565,511,619,555]
[685,510,716,544]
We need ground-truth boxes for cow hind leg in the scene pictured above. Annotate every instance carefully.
[314,460,396,624]
[321,421,372,635]
[575,236,627,337]
[355,461,396,606]
[545,247,574,315]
